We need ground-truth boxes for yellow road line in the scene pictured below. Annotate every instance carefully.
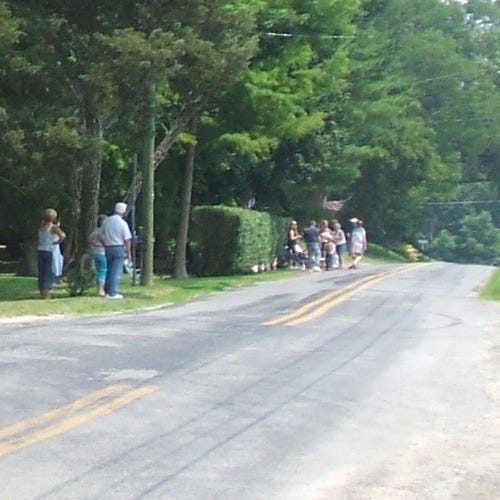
[266,264,418,327]
[0,384,158,458]
[264,279,366,326]
[0,384,128,441]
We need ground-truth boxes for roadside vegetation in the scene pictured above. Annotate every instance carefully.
[0,1,498,280]
[480,268,500,301]
[1,251,498,320]
[0,269,302,319]
[0,249,398,319]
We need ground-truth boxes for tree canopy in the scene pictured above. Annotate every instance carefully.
[0,0,498,271]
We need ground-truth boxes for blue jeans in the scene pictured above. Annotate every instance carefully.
[104,246,126,296]
[37,250,54,292]
[306,242,321,269]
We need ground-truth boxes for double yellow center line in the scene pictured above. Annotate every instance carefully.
[265,265,418,326]
[0,383,158,459]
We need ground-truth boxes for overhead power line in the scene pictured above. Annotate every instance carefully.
[265,32,356,39]
[413,72,464,85]
[428,200,500,206]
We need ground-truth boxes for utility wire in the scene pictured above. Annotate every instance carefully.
[413,72,464,85]
[265,32,357,39]
[428,200,500,205]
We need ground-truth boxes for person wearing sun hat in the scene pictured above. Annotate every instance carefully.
[348,217,367,269]
[101,202,132,299]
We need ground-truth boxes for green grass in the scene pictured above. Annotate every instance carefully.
[366,243,422,262]
[0,270,300,319]
[479,268,500,301]
[2,257,497,320]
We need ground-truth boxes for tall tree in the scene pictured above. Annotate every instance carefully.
[340,0,500,245]
[6,0,141,267]
[115,0,260,279]
[175,121,197,278]
[193,0,362,218]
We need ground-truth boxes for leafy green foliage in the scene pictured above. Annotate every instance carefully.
[0,0,499,271]
[191,206,282,276]
[195,0,361,217]
[62,253,95,296]
[429,210,500,264]
[364,242,409,263]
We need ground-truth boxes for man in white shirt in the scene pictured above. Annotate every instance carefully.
[101,202,132,299]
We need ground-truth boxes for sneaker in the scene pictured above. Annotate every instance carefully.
[313,266,322,272]
[105,293,123,299]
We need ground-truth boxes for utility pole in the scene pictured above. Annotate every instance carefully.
[141,79,155,286]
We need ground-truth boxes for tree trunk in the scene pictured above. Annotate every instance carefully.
[80,117,103,253]
[123,105,199,216]
[174,119,197,278]
[65,108,103,267]
[65,159,84,267]
[140,80,156,286]
[17,236,38,277]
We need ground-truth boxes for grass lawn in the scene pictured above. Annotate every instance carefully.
[1,257,498,320]
[0,269,302,319]
[480,267,500,301]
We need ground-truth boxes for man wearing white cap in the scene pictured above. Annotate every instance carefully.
[101,202,132,299]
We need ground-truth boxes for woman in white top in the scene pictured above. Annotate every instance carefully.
[319,219,335,270]
[333,221,347,269]
[37,208,66,299]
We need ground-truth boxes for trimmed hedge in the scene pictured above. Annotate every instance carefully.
[191,205,289,276]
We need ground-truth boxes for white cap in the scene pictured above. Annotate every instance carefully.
[115,202,127,214]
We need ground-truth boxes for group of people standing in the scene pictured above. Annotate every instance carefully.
[88,202,132,299]
[37,202,132,300]
[287,217,367,272]
[37,204,367,299]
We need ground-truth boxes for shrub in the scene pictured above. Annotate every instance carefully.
[367,243,408,262]
[62,253,95,296]
[391,243,423,262]
[191,206,287,276]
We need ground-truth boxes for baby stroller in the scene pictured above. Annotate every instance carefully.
[285,243,308,270]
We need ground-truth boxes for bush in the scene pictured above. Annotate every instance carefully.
[390,243,423,262]
[191,206,287,276]
[62,253,95,296]
[367,243,408,262]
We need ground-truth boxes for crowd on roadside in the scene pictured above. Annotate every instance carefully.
[36,204,368,301]
[286,217,367,272]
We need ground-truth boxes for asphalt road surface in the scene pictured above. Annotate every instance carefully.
[0,262,498,500]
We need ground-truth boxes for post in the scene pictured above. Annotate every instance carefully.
[141,79,155,286]
[131,153,138,285]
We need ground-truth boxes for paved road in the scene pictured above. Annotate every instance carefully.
[0,262,498,499]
